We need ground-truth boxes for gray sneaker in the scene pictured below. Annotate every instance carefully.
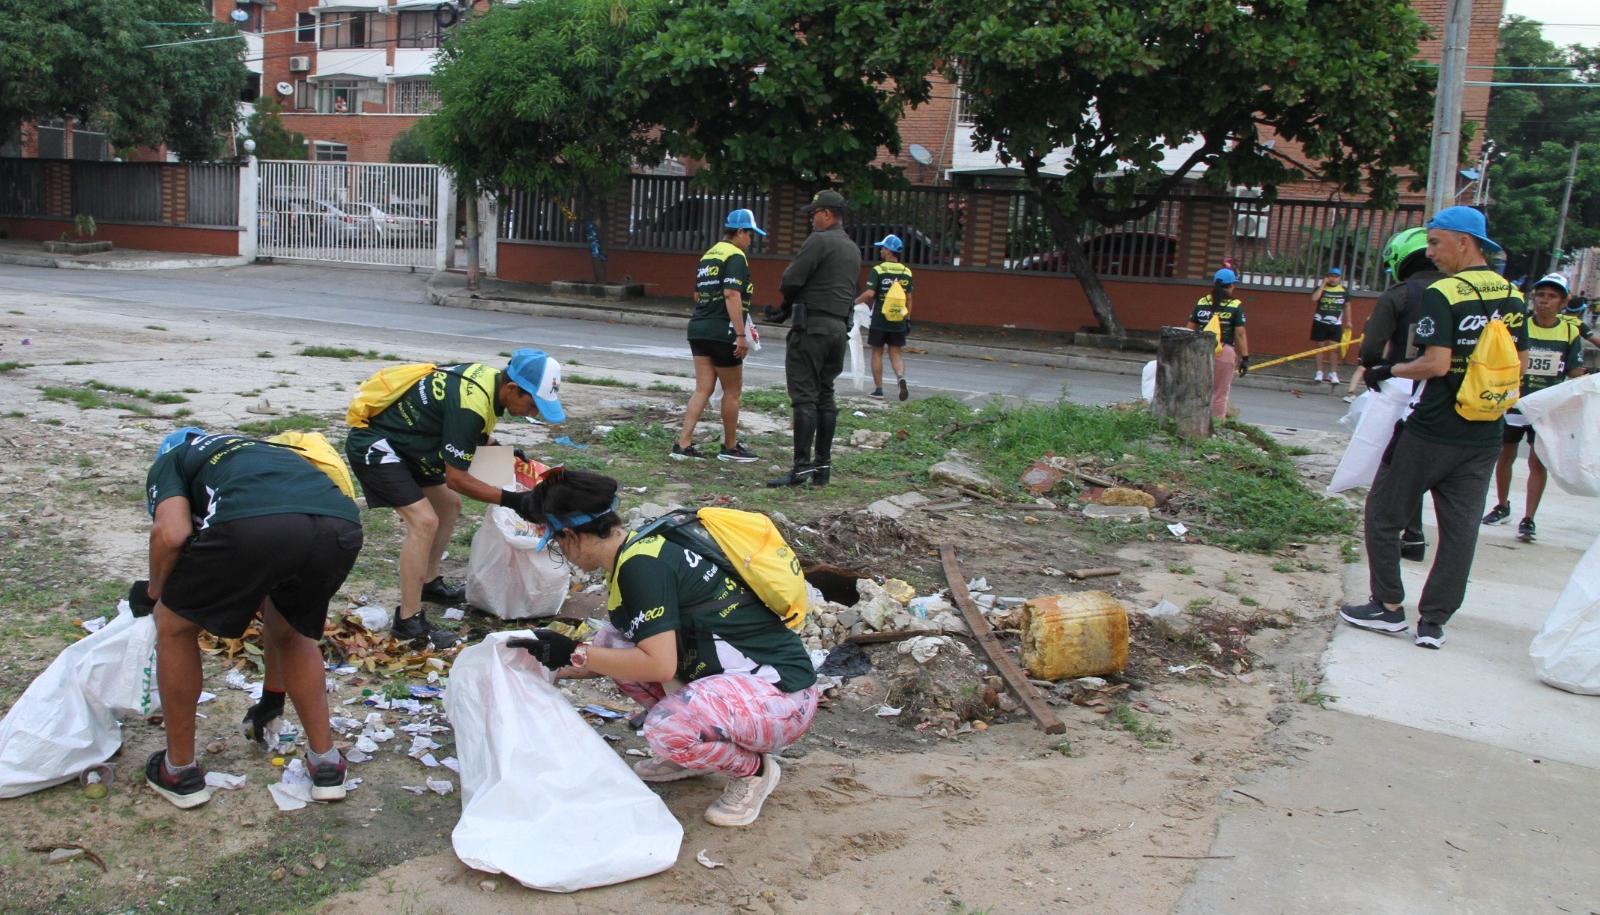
[1338,599,1407,634]
[704,754,781,827]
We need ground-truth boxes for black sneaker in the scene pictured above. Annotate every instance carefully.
[1414,621,1446,649]
[869,388,884,399]
[1338,599,1408,634]
[670,443,706,460]
[1481,503,1511,526]
[1517,518,1536,543]
[145,750,212,809]
[897,378,909,402]
[307,753,348,802]
[717,443,759,463]
[420,576,466,604]
[393,610,460,649]
[1400,535,1427,562]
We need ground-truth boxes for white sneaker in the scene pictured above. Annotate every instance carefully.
[704,754,781,827]
[1313,371,1325,382]
[1329,372,1341,385]
[632,755,713,783]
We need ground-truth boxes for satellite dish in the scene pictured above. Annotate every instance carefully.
[909,144,934,166]
[276,81,294,96]
[230,8,249,22]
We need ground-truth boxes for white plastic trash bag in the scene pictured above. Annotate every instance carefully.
[1140,360,1157,402]
[445,632,683,892]
[1518,373,1600,497]
[1530,531,1600,695]
[0,601,161,798]
[465,504,570,620]
[847,302,871,392]
[1327,378,1414,494]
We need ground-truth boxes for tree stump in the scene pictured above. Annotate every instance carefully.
[1153,326,1214,439]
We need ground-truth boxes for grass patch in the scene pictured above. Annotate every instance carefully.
[0,361,28,373]
[173,407,194,418]
[1239,595,1261,607]
[144,324,168,331]
[1271,561,1297,574]
[257,351,273,358]
[83,379,187,404]
[40,385,154,416]
[63,359,90,366]
[1291,671,1337,709]
[740,387,791,413]
[566,373,639,389]
[4,410,24,418]
[1167,564,1195,575]
[299,346,399,360]
[235,413,327,437]
[1109,702,1171,746]
[646,381,684,393]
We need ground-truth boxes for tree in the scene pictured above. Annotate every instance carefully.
[427,0,669,283]
[389,124,432,164]
[892,0,1435,335]
[0,0,249,161]
[242,97,306,161]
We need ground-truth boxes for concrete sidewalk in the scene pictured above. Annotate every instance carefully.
[1181,469,1600,912]
[0,239,248,271]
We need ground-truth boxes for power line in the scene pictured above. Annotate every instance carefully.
[1468,80,1600,87]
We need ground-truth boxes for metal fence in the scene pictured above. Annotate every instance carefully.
[186,163,240,226]
[257,159,441,267]
[500,187,591,245]
[1229,196,1424,291]
[71,162,164,222]
[850,186,964,266]
[0,158,44,216]
[626,176,769,254]
[1004,193,1188,278]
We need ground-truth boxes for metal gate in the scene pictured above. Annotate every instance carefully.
[257,160,443,267]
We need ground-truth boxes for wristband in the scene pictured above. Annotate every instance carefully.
[570,646,588,669]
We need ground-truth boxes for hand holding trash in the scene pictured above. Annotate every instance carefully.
[499,488,536,518]
[241,691,285,747]
[507,630,579,671]
[1363,362,1394,391]
[127,580,156,617]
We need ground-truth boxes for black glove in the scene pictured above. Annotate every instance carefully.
[128,580,156,617]
[764,303,792,325]
[241,690,286,747]
[1364,363,1394,391]
[500,489,536,519]
[513,448,529,463]
[1236,355,1250,377]
[507,629,579,670]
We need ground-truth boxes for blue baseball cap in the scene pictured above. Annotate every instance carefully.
[505,349,565,424]
[875,234,904,254]
[158,426,205,458]
[724,208,766,237]
[1214,268,1238,285]
[1327,267,1342,276]
[1427,205,1502,254]
[1532,273,1570,295]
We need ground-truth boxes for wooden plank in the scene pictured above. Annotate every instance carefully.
[939,544,1065,735]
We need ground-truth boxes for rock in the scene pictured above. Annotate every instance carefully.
[270,866,287,882]
[836,608,860,629]
[1072,676,1109,690]
[1100,486,1156,508]
[857,597,900,631]
[205,739,225,754]
[626,501,681,525]
[929,460,996,492]
[886,492,931,510]
[291,864,310,878]
[480,880,499,893]
[780,744,809,760]
[1082,503,1150,523]
[929,611,969,634]
[310,853,327,871]
[996,694,1019,714]
[850,429,892,449]
[817,610,838,629]
[46,848,83,864]
[865,499,907,521]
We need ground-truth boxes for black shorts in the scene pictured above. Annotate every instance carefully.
[351,457,444,509]
[867,328,908,348]
[688,338,743,368]
[162,514,363,639]
[1503,423,1535,445]
[1310,321,1344,343]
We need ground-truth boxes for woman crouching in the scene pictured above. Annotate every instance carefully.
[503,468,819,827]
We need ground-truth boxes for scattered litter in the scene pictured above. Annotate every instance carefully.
[808,649,829,671]
[399,785,427,795]
[552,436,587,449]
[875,705,903,718]
[47,847,84,864]
[354,605,392,633]
[224,670,254,691]
[30,844,106,872]
[281,758,310,786]
[582,704,625,720]
[330,716,362,732]
[353,736,379,754]
[966,577,991,593]
[818,643,873,679]
[197,691,216,704]
[344,778,363,791]
[1145,600,1182,618]
[898,635,956,665]
[441,756,461,773]
[331,664,358,676]
[852,410,868,417]
[345,748,371,763]
[80,616,108,634]
[695,850,726,869]
[625,748,648,757]
[443,607,466,621]
[408,685,444,699]
[420,753,440,768]
[268,782,310,811]
[1167,522,1189,540]
[204,772,247,790]
[425,778,454,795]
[1042,567,1066,577]
[408,736,442,758]
[246,398,281,416]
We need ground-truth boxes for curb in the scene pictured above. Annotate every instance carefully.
[0,252,250,271]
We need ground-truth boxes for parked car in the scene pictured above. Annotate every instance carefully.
[309,200,379,246]
[367,202,435,247]
[844,221,955,266]
[632,194,768,252]
[1013,231,1178,277]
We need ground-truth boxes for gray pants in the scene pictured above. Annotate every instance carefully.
[785,329,847,412]
[1364,426,1498,626]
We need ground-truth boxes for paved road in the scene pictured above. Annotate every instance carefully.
[0,263,1350,430]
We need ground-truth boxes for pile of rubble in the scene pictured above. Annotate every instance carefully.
[800,577,985,651]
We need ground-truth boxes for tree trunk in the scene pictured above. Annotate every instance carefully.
[465,194,480,292]
[1031,193,1126,337]
[581,189,607,284]
[1152,326,1214,439]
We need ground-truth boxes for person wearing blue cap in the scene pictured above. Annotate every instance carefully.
[1341,205,1529,649]
[135,429,363,808]
[1307,267,1350,384]
[1186,267,1251,418]
[673,209,763,463]
[344,350,565,648]
[854,233,915,400]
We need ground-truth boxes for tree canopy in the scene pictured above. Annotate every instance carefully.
[0,0,249,161]
[242,97,306,161]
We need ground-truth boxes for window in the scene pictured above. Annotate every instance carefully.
[320,12,379,49]
[397,11,441,48]
[297,12,315,43]
[313,141,349,162]
[241,72,261,103]
[294,79,312,110]
[315,78,379,114]
[391,79,440,114]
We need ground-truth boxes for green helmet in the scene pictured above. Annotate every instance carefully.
[1382,226,1429,280]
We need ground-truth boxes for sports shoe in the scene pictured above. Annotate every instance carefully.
[670,442,706,460]
[421,576,466,604]
[307,752,348,802]
[704,754,781,827]
[1517,518,1536,543]
[1481,503,1511,525]
[897,377,909,401]
[393,610,459,648]
[1342,393,1357,404]
[1329,372,1341,385]
[1338,599,1408,634]
[717,443,759,463]
[1314,371,1325,383]
[633,755,712,783]
[146,750,212,809]
[1414,621,1446,649]
[869,388,884,398]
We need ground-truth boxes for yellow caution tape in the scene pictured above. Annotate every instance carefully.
[1248,335,1364,372]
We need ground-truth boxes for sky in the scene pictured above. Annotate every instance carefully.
[1502,0,1600,49]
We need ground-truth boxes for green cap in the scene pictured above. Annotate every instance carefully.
[1382,226,1429,280]
[804,190,848,213]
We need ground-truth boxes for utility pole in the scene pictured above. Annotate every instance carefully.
[1425,0,1474,217]
[1550,143,1580,275]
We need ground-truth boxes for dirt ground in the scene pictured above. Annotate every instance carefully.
[0,295,1349,914]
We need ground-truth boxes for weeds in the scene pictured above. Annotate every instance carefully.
[0,361,27,373]
[1290,671,1337,709]
[144,324,168,331]
[566,373,639,388]
[1109,702,1171,746]
[1168,564,1195,575]
[1272,561,1297,574]
[40,385,153,415]
[235,414,328,437]
[299,346,399,360]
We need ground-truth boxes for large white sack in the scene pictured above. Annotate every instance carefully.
[465,504,570,620]
[0,602,161,798]
[445,633,683,892]
[1530,532,1600,695]
[1140,360,1157,402]
[1519,373,1600,497]
[1326,378,1414,494]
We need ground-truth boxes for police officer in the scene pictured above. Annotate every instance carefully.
[765,190,862,487]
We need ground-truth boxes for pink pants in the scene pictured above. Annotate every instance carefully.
[1212,345,1237,419]
[593,626,818,778]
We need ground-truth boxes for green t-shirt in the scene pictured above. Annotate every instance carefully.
[866,261,914,332]
[1189,295,1246,346]
[147,433,359,528]
[344,363,502,477]
[1407,267,1529,448]
[687,241,752,344]
[606,532,816,693]
[1519,316,1583,396]
[1314,284,1349,325]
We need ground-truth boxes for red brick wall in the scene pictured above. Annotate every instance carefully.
[873,75,959,177]
[280,114,419,163]
[0,218,241,256]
